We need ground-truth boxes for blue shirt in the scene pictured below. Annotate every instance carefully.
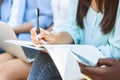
[17,0,53,40]
[0,0,12,22]
[1,0,53,41]
[60,0,120,59]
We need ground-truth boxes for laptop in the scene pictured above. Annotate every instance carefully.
[0,21,43,63]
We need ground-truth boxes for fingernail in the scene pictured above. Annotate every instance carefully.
[36,34,41,40]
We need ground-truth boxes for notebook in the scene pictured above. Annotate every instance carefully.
[0,21,44,63]
[2,40,105,80]
[68,45,105,66]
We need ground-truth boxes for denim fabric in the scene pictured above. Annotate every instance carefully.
[0,49,5,53]
[27,52,62,80]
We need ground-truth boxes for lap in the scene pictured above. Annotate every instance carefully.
[28,52,62,80]
[0,58,32,80]
[0,52,15,63]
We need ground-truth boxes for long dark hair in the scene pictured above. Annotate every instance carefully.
[76,0,119,34]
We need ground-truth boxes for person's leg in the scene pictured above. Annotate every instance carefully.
[0,58,31,80]
[0,52,14,63]
[28,52,62,80]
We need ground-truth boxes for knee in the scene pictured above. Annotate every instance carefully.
[0,75,9,80]
[0,65,10,80]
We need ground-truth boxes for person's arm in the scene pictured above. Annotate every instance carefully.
[53,0,80,44]
[30,28,73,44]
[79,58,120,80]
[30,0,79,44]
[13,23,32,34]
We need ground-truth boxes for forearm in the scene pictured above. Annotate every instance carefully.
[54,32,74,44]
[13,23,32,34]
[30,28,74,44]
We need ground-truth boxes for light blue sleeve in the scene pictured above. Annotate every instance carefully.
[0,0,12,22]
[58,0,81,44]
[98,2,120,59]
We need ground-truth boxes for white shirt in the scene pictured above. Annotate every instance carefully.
[7,0,23,28]
[51,0,69,32]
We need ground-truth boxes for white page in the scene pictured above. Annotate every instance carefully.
[69,45,105,66]
[44,45,83,80]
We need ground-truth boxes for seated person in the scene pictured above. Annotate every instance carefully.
[28,0,120,80]
[0,0,53,80]
[28,0,69,79]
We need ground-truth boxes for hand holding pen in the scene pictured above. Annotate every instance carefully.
[30,28,57,45]
[35,8,47,44]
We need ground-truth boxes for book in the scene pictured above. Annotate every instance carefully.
[5,40,105,80]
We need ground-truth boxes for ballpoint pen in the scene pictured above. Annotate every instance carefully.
[35,8,47,44]
[36,8,40,34]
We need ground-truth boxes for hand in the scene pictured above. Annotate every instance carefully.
[30,28,73,44]
[79,58,120,80]
[30,28,57,44]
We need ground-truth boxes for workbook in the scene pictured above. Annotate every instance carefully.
[5,40,105,80]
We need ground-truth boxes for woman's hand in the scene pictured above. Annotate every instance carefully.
[30,28,73,44]
[79,58,120,80]
[30,28,57,44]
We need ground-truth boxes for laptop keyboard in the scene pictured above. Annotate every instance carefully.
[22,46,42,60]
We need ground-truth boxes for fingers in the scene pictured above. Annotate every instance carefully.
[97,58,116,66]
[30,28,48,44]
[40,28,51,38]
[30,28,39,44]
[81,67,99,74]
[81,66,105,80]
[78,62,97,79]
[30,28,37,37]
[30,28,47,37]
[30,28,56,44]
[78,62,87,69]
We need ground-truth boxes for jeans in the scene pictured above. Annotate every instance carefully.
[27,52,62,80]
[0,48,5,54]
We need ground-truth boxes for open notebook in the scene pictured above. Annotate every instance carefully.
[5,40,105,80]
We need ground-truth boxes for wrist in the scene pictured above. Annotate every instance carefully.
[54,32,73,44]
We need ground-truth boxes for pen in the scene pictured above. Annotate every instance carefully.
[36,8,40,34]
